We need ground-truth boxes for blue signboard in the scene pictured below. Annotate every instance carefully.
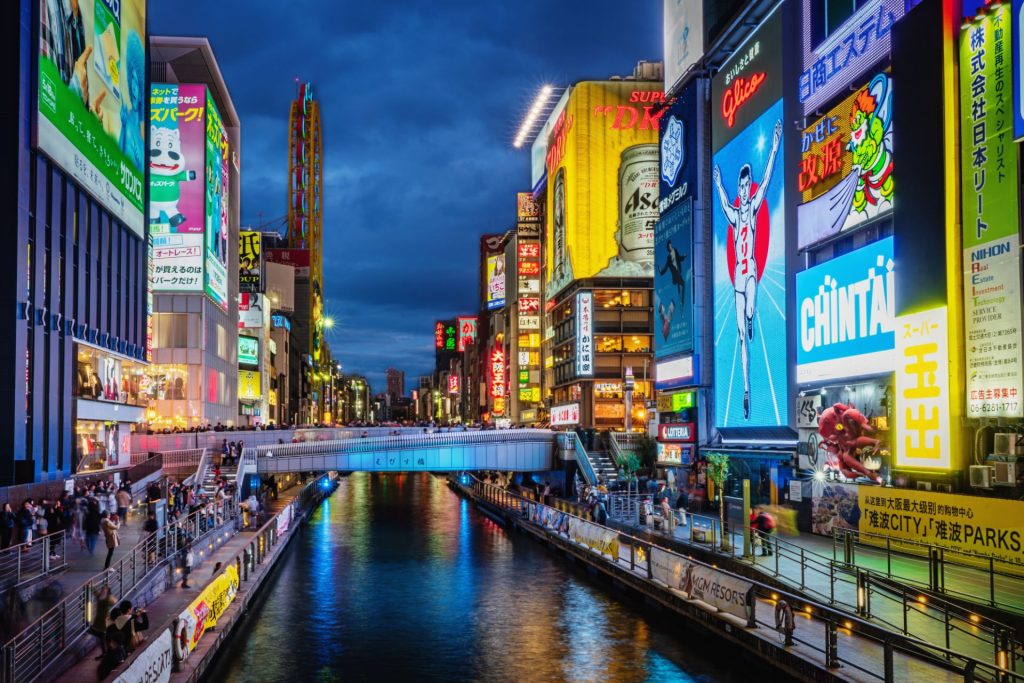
[659,80,700,215]
[1014,0,1024,140]
[655,201,694,361]
[796,237,895,383]
[711,98,788,429]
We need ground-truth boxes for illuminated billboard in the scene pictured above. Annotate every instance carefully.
[797,72,893,250]
[204,90,229,310]
[711,6,788,429]
[544,81,663,299]
[238,335,259,367]
[150,83,206,292]
[895,307,951,469]
[456,316,477,353]
[239,230,263,293]
[798,0,904,116]
[37,0,146,236]
[655,201,693,362]
[517,192,542,238]
[448,375,460,395]
[265,248,310,277]
[576,292,594,377]
[664,0,703,94]
[796,238,895,383]
[486,255,506,310]
[238,370,261,401]
[961,5,1023,418]
[238,293,263,329]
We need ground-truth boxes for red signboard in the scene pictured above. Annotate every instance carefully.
[490,348,506,399]
[518,243,540,259]
[657,422,696,442]
[448,375,460,395]
[519,297,540,314]
[264,248,310,267]
[434,321,445,349]
[456,316,477,352]
[518,261,540,277]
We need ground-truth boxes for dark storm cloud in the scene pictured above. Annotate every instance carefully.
[151,1,660,392]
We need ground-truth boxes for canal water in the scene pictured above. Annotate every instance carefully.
[209,472,752,682]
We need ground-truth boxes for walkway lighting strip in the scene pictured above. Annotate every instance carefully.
[513,85,556,149]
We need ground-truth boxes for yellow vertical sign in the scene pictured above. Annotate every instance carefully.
[894,307,951,469]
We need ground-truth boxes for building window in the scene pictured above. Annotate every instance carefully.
[594,290,649,308]
[74,345,146,406]
[154,313,190,348]
[811,0,871,48]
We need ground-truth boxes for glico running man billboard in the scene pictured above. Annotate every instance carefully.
[710,6,788,429]
[655,80,700,363]
[150,83,206,292]
[37,0,147,236]
[545,81,663,300]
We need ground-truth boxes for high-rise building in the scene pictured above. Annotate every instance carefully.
[386,368,405,400]
[147,37,242,431]
[0,3,150,483]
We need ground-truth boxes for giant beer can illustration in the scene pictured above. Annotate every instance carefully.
[618,144,659,262]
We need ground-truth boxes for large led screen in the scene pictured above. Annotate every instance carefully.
[37,0,146,235]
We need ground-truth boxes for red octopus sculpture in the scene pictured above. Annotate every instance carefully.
[818,402,882,484]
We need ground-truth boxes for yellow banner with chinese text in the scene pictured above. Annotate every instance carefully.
[858,487,1024,576]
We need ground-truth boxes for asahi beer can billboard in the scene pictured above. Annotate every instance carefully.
[618,144,659,263]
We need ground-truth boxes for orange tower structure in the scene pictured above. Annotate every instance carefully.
[287,82,324,363]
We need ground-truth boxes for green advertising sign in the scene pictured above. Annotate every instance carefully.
[37,0,147,236]
[960,4,1019,249]
[204,90,229,310]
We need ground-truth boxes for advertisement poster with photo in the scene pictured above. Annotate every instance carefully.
[150,84,205,236]
[545,81,662,299]
[238,293,263,329]
[37,0,147,236]
[486,255,506,310]
[655,201,694,361]
[797,72,894,250]
[204,90,229,310]
[711,6,786,430]
[961,6,1023,418]
[239,230,263,293]
[238,336,259,367]
[796,237,895,383]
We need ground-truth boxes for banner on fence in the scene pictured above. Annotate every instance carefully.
[175,564,240,657]
[650,547,753,621]
[567,517,620,559]
[113,628,173,683]
[276,505,294,536]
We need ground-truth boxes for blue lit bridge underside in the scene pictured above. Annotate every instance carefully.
[250,429,555,474]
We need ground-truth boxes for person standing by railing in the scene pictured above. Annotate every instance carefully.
[1,502,15,549]
[115,485,131,524]
[101,511,121,570]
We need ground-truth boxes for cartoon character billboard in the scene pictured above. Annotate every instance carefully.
[204,90,229,310]
[797,72,894,250]
[150,83,206,292]
[37,0,147,236]
[544,81,663,299]
[710,5,787,429]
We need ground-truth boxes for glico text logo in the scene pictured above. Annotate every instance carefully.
[721,73,766,128]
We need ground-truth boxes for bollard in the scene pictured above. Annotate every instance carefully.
[844,531,854,565]
[883,639,894,683]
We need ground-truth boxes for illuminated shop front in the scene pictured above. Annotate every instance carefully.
[548,285,654,430]
[73,345,146,472]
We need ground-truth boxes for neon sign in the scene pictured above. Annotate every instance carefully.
[721,73,766,128]
[591,90,667,131]
[490,348,506,399]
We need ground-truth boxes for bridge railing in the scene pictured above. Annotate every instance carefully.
[467,477,1023,683]
[608,432,640,467]
[0,532,67,594]
[247,428,555,461]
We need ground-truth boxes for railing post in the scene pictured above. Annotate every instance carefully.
[883,638,894,683]
[42,536,50,575]
[843,530,854,566]
[990,557,996,607]
[800,548,806,590]
[825,619,839,669]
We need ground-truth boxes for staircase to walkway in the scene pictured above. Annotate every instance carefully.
[201,458,237,499]
[586,451,619,484]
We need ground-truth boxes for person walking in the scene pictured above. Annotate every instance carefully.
[115,486,131,524]
[84,497,101,556]
[752,507,777,557]
[1,502,15,549]
[181,544,194,589]
[106,486,118,521]
[70,496,86,549]
[660,495,674,533]
[101,512,120,569]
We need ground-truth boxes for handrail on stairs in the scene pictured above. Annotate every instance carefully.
[557,432,600,487]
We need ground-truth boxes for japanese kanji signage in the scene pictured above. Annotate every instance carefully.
[576,292,594,377]
[490,348,506,416]
[239,230,263,293]
[434,321,445,349]
[960,4,1023,418]
[796,71,894,250]
[961,4,1019,251]
[456,316,478,353]
[859,486,1024,573]
[895,307,951,469]
[798,0,903,116]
